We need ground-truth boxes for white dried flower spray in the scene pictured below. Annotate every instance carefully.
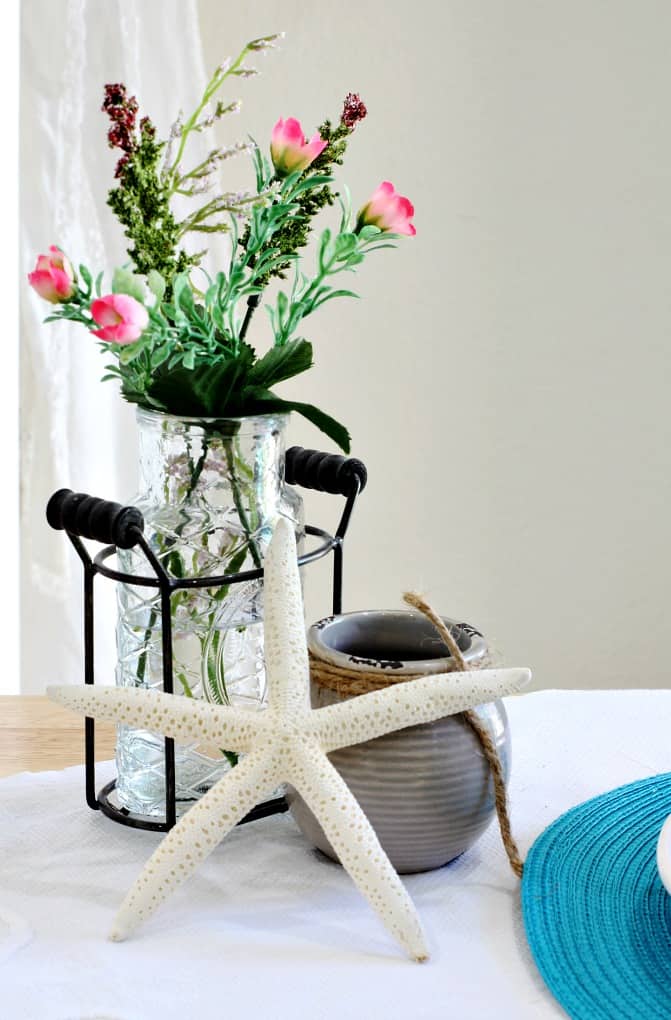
[162,112,184,175]
[163,34,284,238]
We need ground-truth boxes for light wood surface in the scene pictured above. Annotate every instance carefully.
[0,696,116,778]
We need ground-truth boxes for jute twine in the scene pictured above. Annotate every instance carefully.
[309,591,524,879]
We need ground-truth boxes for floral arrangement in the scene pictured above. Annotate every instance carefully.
[28,33,415,453]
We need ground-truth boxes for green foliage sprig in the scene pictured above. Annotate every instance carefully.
[92,171,401,451]
[107,117,195,279]
[104,37,281,279]
[241,115,358,285]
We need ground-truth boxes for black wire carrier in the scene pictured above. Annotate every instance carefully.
[46,446,367,834]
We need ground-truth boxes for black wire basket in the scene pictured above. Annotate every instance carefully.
[46,445,367,833]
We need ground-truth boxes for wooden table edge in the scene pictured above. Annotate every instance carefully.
[0,695,116,778]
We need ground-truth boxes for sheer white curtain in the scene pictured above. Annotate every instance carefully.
[20,0,218,692]
[2,0,19,694]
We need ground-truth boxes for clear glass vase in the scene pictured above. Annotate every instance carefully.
[114,408,303,817]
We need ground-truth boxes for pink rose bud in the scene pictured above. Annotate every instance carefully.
[90,293,149,344]
[270,117,327,177]
[27,245,75,303]
[357,181,416,236]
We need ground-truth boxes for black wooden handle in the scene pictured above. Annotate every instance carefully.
[46,489,144,549]
[285,447,367,496]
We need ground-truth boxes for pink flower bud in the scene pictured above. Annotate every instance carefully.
[27,245,75,303]
[270,117,327,177]
[357,181,416,237]
[90,293,149,344]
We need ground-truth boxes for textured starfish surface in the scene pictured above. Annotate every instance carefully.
[49,518,531,961]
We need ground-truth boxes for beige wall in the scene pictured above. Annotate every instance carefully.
[197,0,671,690]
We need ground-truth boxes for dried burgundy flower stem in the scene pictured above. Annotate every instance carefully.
[139,116,156,139]
[341,92,367,129]
[102,83,140,176]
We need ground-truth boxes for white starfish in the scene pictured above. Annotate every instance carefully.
[49,517,531,961]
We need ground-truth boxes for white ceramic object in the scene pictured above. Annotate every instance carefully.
[49,518,531,962]
[657,814,671,893]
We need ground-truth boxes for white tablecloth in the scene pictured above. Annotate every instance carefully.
[0,690,669,1020]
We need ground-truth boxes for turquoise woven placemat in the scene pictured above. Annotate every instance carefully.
[522,773,671,1019]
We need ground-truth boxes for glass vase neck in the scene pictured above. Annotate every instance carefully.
[135,408,290,508]
[135,407,289,439]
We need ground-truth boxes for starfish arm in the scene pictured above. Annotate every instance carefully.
[309,667,532,752]
[47,684,266,753]
[288,740,429,962]
[109,747,282,941]
[264,517,310,715]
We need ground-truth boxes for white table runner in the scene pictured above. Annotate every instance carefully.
[1,690,669,1020]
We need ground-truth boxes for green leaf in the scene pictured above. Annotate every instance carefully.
[337,185,352,233]
[94,271,104,297]
[118,338,147,365]
[145,343,255,417]
[147,269,166,302]
[279,169,304,194]
[249,135,269,192]
[244,390,350,453]
[78,264,92,295]
[318,228,333,271]
[112,267,146,302]
[357,225,382,242]
[172,273,196,316]
[361,242,397,253]
[276,290,288,325]
[290,174,333,197]
[287,400,350,453]
[147,345,170,372]
[247,339,313,390]
[333,233,357,260]
[311,288,359,311]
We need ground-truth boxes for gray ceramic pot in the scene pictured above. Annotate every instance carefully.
[287,611,510,874]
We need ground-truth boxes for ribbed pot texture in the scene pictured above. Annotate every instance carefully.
[287,611,510,874]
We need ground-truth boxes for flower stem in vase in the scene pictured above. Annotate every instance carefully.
[135,434,211,685]
[222,434,262,569]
